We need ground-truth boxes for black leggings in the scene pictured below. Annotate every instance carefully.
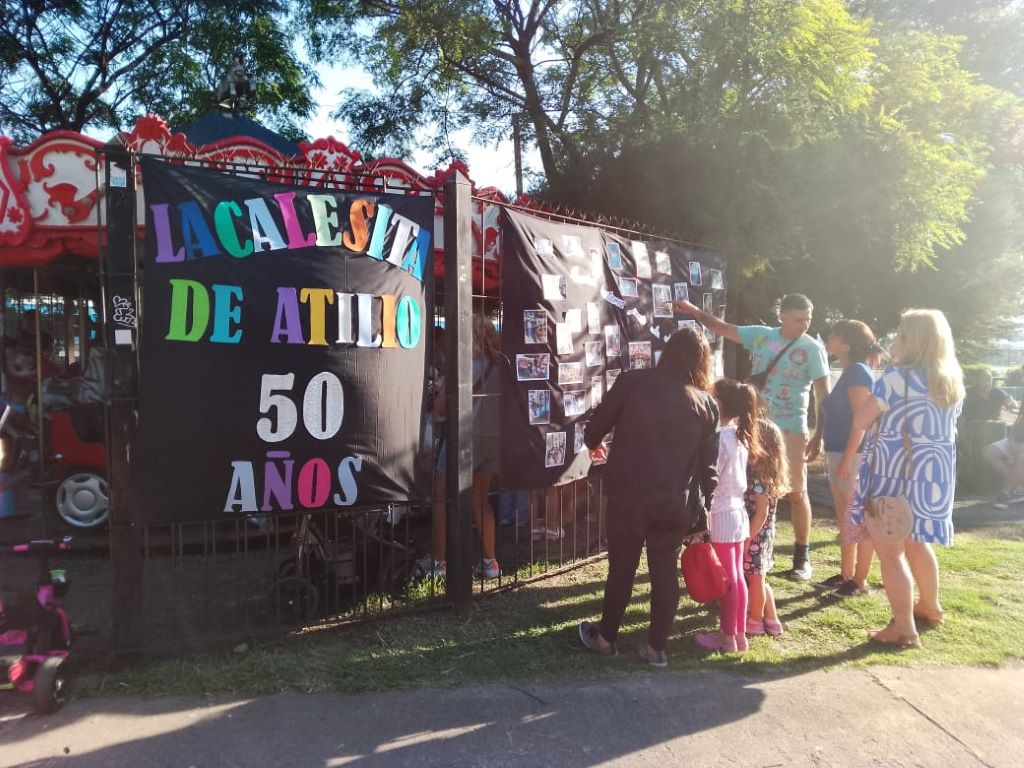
[598,499,687,652]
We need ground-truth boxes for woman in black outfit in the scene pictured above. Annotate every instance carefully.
[579,328,719,667]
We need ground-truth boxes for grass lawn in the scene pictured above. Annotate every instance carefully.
[76,515,1024,699]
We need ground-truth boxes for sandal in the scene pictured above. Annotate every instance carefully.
[867,621,920,649]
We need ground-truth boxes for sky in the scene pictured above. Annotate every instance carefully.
[304,63,532,196]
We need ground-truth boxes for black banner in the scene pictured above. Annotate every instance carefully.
[136,158,433,524]
[500,209,724,490]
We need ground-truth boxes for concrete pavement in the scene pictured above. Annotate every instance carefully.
[1,665,1021,767]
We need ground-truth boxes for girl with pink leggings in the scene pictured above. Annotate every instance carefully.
[696,379,761,654]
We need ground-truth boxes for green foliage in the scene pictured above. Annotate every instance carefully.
[0,0,316,141]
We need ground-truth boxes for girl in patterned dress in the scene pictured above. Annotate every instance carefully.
[744,418,790,637]
[840,309,965,648]
[696,379,762,654]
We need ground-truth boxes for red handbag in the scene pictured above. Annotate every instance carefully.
[681,541,729,603]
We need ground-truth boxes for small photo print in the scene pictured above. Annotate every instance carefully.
[523,309,548,345]
[563,389,588,418]
[688,261,703,286]
[528,389,551,425]
[533,238,554,257]
[584,341,604,367]
[542,274,567,301]
[590,377,603,408]
[710,268,724,290]
[654,350,662,366]
[617,276,639,298]
[606,367,621,391]
[558,361,585,385]
[604,325,621,357]
[628,341,653,371]
[565,308,583,333]
[673,282,690,302]
[678,319,698,331]
[555,323,573,355]
[545,431,567,468]
[517,353,550,381]
[605,241,623,270]
[574,422,588,454]
[705,327,717,344]
[589,248,604,279]
[652,284,673,318]
[702,292,714,314]
[655,250,672,275]
[562,234,584,259]
[632,242,652,279]
[586,302,601,334]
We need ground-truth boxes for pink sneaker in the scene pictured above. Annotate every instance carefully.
[764,618,785,637]
[746,617,765,636]
[735,633,749,652]
[695,632,738,653]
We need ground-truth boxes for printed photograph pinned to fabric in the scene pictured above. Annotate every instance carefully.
[584,341,604,367]
[564,307,583,333]
[545,431,567,468]
[673,282,689,302]
[524,309,548,345]
[517,353,551,381]
[628,341,653,370]
[564,389,588,418]
[710,268,724,290]
[632,241,652,278]
[605,241,623,270]
[558,361,586,385]
[574,421,589,454]
[652,284,673,318]
[678,319,698,331]
[688,261,703,286]
[702,292,714,314]
[586,302,601,334]
[606,367,622,391]
[618,276,639,298]
[562,234,585,259]
[655,250,672,275]
[555,323,574,355]
[590,377,603,408]
[542,273,568,301]
[528,389,551,425]
[534,237,554,257]
[604,325,622,357]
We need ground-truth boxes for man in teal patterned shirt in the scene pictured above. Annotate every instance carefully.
[673,293,830,580]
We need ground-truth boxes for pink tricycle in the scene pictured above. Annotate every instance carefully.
[0,536,72,713]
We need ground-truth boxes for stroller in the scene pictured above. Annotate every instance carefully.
[270,508,417,623]
[0,536,73,713]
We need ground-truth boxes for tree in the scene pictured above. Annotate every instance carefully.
[0,0,317,142]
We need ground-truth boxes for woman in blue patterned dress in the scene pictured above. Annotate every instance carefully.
[838,310,964,648]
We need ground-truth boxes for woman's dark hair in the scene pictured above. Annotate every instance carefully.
[828,319,876,363]
[658,327,712,392]
[779,293,813,313]
[713,378,763,463]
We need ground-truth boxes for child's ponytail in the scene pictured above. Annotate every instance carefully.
[713,378,763,463]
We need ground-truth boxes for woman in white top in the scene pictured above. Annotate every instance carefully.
[697,379,762,654]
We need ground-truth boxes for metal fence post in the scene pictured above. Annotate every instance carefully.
[103,149,143,655]
[443,171,474,612]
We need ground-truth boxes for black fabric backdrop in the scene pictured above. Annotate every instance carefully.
[135,158,433,524]
[500,209,725,490]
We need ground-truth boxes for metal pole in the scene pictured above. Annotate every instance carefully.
[103,148,143,655]
[443,171,474,613]
[32,269,45,475]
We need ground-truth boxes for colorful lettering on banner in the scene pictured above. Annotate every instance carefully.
[134,157,433,524]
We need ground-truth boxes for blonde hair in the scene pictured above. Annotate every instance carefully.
[896,309,965,408]
[749,419,790,499]
[472,312,501,361]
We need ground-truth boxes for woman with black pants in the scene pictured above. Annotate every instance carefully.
[579,328,719,667]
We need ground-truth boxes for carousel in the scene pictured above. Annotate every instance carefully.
[0,105,512,533]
